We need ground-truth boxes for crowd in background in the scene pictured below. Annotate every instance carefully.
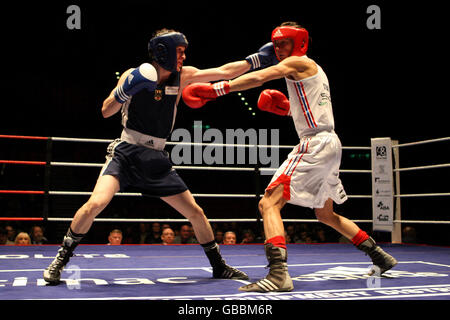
[0,221,419,246]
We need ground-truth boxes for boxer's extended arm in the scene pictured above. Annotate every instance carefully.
[181,61,251,87]
[229,56,317,92]
[101,69,133,118]
[228,58,297,92]
[181,57,315,109]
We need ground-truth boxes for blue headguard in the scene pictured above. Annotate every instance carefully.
[148,32,188,72]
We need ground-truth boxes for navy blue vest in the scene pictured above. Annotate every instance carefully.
[121,71,180,139]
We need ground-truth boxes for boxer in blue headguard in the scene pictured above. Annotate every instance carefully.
[44,28,278,285]
[148,31,189,72]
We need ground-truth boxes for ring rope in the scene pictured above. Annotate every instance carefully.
[0,134,371,150]
[0,190,45,194]
[0,160,46,165]
[0,217,44,221]
[394,193,450,198]
[0,160,373,174]
[2,158,446,175]
[2,215,447,224]
[0,134,48,140]
[42,217,450,224]
[4,190,448,198]
[392,137,450,148]
[45,217,374,223]
[393,163,450,172]
[0,189,373,199]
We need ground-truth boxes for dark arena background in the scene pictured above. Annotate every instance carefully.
[0,0,449,307]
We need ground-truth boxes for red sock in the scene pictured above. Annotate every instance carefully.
[351,230,369,246]
[266,236,287,250]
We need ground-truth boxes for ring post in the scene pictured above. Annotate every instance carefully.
[392,140,402,243]
[254,162,262,237]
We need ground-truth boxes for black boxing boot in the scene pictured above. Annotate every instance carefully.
[239,243,293,292]
[43,228,85,284]
[201,241,248,280]
[357,237,398,276]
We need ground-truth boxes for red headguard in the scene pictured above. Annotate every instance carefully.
[271,26,309,61]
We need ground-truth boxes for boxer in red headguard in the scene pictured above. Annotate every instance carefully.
[183,22,398,292]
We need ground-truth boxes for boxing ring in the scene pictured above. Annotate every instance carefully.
[0,134,449,301]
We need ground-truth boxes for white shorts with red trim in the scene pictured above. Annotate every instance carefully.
[266,132,348,209]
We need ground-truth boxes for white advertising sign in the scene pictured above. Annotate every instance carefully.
[371,138,394,232]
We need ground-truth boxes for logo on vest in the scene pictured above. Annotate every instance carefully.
[154,89,163,101]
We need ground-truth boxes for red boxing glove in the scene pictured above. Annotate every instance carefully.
[257,89,290,116]
[182,81,230,109]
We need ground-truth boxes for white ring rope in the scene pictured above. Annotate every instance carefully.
[393,163,450,172]
[50,135,371,150]
[392,137,450,148]
[48,191,372,199]
[44,217,450,224]
[50,161,371,174]
[46,217,374,223]
[394,193,450,198]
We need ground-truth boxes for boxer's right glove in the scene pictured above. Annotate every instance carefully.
[257,89,291,116]
[245,42,278,70]
[114,63,157,103]
[182,81,230,109]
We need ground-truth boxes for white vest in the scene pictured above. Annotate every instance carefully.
[285,63,335,138]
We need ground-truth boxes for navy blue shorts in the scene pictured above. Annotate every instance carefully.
[101,139,188,197]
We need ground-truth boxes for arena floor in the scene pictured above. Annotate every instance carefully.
[1,243,449,301]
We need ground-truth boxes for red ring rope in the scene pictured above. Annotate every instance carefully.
[0,190,45,194]
[0,134,48,140]
[0,160,46,165]
[0,217,44,221]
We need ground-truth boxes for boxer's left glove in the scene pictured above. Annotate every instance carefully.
[182,81,230,109]
[257,89,290,116]
[245,42,278,70]
[114,63,157,104]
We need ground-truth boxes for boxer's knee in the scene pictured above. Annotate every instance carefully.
[81,196,108,219]
[315,211,334,226]
[259,185,286,216]
[183,201,205,221]
[314,199,335,225]
[191,204,205,219]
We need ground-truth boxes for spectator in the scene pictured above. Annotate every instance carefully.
[146,222,163,244]
[122,225,137,244]
[0,227,7,245]
[284,231,291,244]
[188,224,198,243]
[161,228,175,245]
[241,230,255,244]
[137,223,150,244]
[5,225,16,245]
[215,230,224,244]
[107,229,123,245]
[30,225,48,245]
[15,232,31,245]
[296,231,314,243]
[286,225,299,243]
[161,223,171,231]
[223,231,237,244]
[313,227,327,243]
[173,224,197,244]
[211,223,219,234]
[402,226,417,244]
